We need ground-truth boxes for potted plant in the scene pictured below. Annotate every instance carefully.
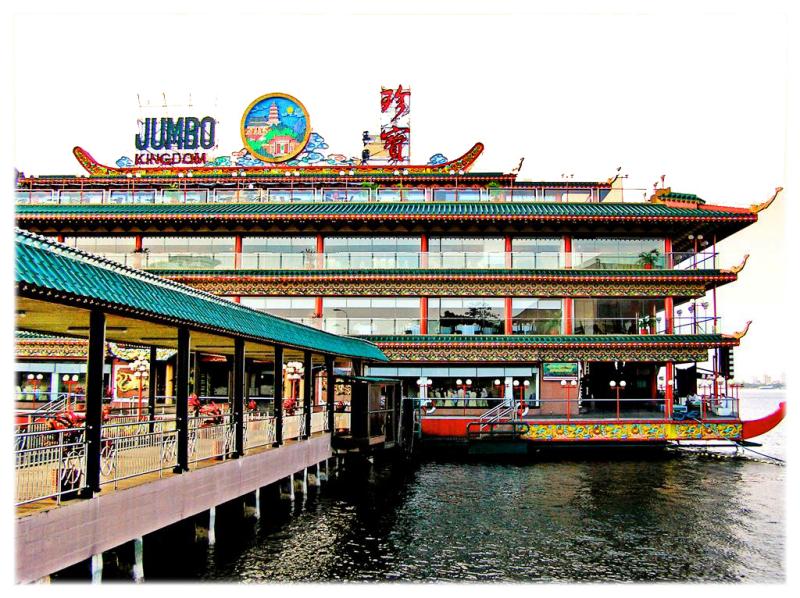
[638,315,655,334]
[486,180,507,202]
[638,249,661,270]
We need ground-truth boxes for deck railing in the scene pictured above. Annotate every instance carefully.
[15,427,86,506]
[15,185,633,206]
[92,250,717,272]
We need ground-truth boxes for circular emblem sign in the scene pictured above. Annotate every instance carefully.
[240,93,311,163]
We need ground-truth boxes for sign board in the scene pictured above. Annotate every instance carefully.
[378,85,410,164]
[240,92,311,163]
[542,362,579,380]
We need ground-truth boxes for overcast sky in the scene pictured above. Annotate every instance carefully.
[4,0,794,381]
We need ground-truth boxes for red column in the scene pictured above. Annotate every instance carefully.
[564,298,573,335]
[420,234,429,269]
[420,297,428,334]
[315,297,323,318]
[316,234,324,270]
[505,297,513,335]
[564,235,572,269]
[135,235,143,252]
[504,234,512,268]
[234,235,242,270]
[665,297,674,333]
[232,296,241,304]
[57,234,65,243]
[664,237,673,268]
[665,361,674,419]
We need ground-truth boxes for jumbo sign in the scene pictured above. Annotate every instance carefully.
[134,116,216,165]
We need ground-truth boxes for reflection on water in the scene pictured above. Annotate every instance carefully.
[148,390,785,583]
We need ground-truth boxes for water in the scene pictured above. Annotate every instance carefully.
[149,389,785,583]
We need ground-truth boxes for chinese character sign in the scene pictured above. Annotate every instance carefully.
[380,85,410,164]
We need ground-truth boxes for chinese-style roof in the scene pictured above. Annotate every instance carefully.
[366,334,738,348]
[15,229,387,362]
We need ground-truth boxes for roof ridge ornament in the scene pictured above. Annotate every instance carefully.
[750,187,782,213]
[727,320,752,340]
[726,253,750,274]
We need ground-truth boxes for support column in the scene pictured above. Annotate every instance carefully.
[273,346,284,446]
[665,297,674,334]
[564,235,572,269]
[665,361,674,419]
[82,309,105,497]
[353,359,363,377]
[420,234,429,269]
[174,327,190,473]
[665,237,673,268]
[233,338,245,458]
[132,537,144,583]
[148,345,157,432]
[420,297,428,334]
[90,553,103,584]
[234,234,242,270]
[316,233,324,270]
[208,507,216,546]
[504,297,513,335]
[504,234,512,268]
[564,298,574,335]
[303,351,313,439]
[326,355,335,434]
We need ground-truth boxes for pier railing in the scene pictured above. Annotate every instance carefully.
[15,426,86,506]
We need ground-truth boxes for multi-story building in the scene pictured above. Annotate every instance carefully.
[15,126,784,445]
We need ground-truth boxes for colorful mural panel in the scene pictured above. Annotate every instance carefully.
[240,93,311,163]
[520,422,742,442]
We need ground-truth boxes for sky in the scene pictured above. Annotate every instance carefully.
[3,0,794,384]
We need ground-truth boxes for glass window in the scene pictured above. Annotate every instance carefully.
[65,236,137,255]
[429,298,504,335]
[572,238,664,270]
[512,238,563,268]
[322,297,420,336]
[433,188,480,201]
[161,189,207,203]
[324,237,420,269]
[321,188,370,202]
[509,189,537,202]
[16,190,57,204]
[511,298,562,335]
[241,297,316,322]
[109,190,156,204]
[240,237,315,268]
[142,237,235,254]
[563,188,592,202]
[58,190,104,204]
[573,299,664,335]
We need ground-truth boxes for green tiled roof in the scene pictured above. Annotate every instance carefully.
[365,334,732,345]
[15,201,752,219]
[15,229,387,362]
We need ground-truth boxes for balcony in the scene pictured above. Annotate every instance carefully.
[94,250,718,272]
[284,316,719,336]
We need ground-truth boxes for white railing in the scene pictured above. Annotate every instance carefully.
[99,419,179,488]
[282,414,302,440]
[15,427,86,505]
[188,414,234,466]
[244,413,276,449]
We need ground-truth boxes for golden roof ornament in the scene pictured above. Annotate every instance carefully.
[750,187,782,213]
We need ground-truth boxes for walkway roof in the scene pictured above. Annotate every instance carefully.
[15,229,387,362]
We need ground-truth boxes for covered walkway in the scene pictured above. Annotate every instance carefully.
[14,228,388,582]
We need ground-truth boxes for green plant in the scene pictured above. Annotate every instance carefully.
[637,249,661,268]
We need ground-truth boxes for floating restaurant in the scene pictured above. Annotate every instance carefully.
[13,87,786,580]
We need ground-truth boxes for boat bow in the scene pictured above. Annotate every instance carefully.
[741,401,786,439]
